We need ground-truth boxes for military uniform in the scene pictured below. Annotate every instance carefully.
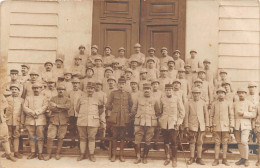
[132,83,160,164]
[158,68,172,91]
[144,48,160,69]
[128,43,145,69]
[72,57,86,79]
[3,69,23,97]
[53,58,64,81]
[159,84,185,167]
[41,62,55,83]
[185,50,203,74]
[254,104,260,166]
[172,50,185,70]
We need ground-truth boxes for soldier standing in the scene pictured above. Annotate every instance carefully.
[21,70,39,99]
[53,58,64,81]
[185,50,203,76]
[41,79,58,101]
[172,50,185,70]
[76,82,103,162]
[103,46,115,68]
[5,84,24,159]
[184,87,209,165]
[92,56,105,82]
[3,69,23,96]
[210,87,234,166]
[203,59,215,89]
[146,58,159,82]
[115,47,127,69]
[44,84,71,160]
[86,45,101,67]
[178,68,191,97]
[138,68,148,92]
[167,59,177,80]
[234,88,256,167]
[128,43,145,69]
[253,93,260,166]
[81,67,95,92]
[106,77,133,162]
[41,61,55,83]
[159,47,172,67]
[159,84,185,167]
[61,69,73,96]
[158,66,172,91]
[144,47,160,69]
[132,83,160,164]
[72,56,85,79]
[23,83,48,160]
[20,64,30,84]
[124,68,133,93]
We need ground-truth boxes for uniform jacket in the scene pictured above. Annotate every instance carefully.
[4,81,23,97]
[41,89,58,101]
[173,89,187,105]
[49,96,71,125]
[185,58,203,72]
[209,100,234,132]
[132,96,160,127]
[0,95,9,123]
[179,78,191,96]
[93,67,105,82]
[68,89,84,117]
[253,105,260,129]
[233,100,256,131]
[159,55,172,67]
[103,55,116,67]
[22,81,35,99]
[173,58,185,70]
[144,56,160,69]
[76,95,102,127]
[106,90,133,126]
[5,96,24,126]
[80,77,95,91]
[41,70,54,82]
[159,94,185,129]
[128,53,145,66]
[158,77,172,91]
[23,95,48,126]
[167,69,177,81]
[184,99,209,131]
[72,64,85,79]
[61,81,73,97]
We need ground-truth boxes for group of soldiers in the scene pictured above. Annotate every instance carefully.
[0,43,259,167]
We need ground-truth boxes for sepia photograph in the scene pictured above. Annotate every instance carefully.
[0,0,259,167]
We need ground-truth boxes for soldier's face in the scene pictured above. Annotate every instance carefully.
[10,73,18,80]
[224,84,231,92]
[147,61,154,68]
[108,79,116,87]
[165,88,172,97]
[86,69,94,77]
[91,48,98,55]
[119,50,125,57]
[168,62,175,69]
[11,87,19,96]
[160,70,167,77]
[134,47,141,53]
[152,82,159,90]
[217,91,225,99]
[45,63,53,71]
[87,87,94,95]
[237,91,246,100]
[118,82,125,90]
[30,74,39,81]
[204,62,210,69]
[220,73,227,79]
[131,62,138,68]
[105,48,111,55]
[21,67,29,74]
[125,72,132,78]
[95,84,102,91]
[72,82,80,90]
[248,86,256,94]
[185,66,191,72]
[198,72,205,79]
[173,53,180,59]
[192,92,200,100]
[178,71,185,78]
[190,52,196,58]
[148,50,155,56]
[173,82,181,89]
[130,82,138,90]
[56,60,63,68]
[47,82,55,89]
[75,59,81,65]
[140,73,147,79]
[161,50,167,56]
[144,87,151,97]
[95,60,102,67]
[105,70,113,78]
[194,82,202,88]
[57,89,65,96]
[79,48,85,54]
[32,87,40,95]
[113,63,119,69]
[64,73,72,80]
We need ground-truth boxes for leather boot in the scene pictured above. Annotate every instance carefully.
[44,138,53,161]
[13,138,22,159]
[38,140,44,160]
[55,139,63,160]
[27,152,37,160]
[134,144,141,164]
[212,144,220,166]
[14,152,23,159]
[244,159,250,167]
[77,141,86,161]
[143,144,150,164]
[1,153,6,158]
[89,154,96,162]
[222,159,230,166]
[28,140,36,159]
[111,140,117,162]
[6,153,17,162]
[187,157,195,165]
[119,141,125,162]
[172,145,178,167]
[235,158,245,165]
[164,144,170,166]
[196,158,206,165]
[212,159,219,166]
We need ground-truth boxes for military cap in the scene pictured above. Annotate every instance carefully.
[29,70,39,76]
[134,43,141,48]
[10,84,20,91]
[125,68,133,73]
[219,69,227,74]
[216,87,226,94]
[32,83,42,88]
[58,76,65,81]
[160,66,168,71]
[147,58,155,63]
[130,58,139,63]
[57,84,66,90]
[10,69,19,74]
[95,81,103,86]
[91,45,98,50]
[248,81,257,88]
[94,56,103,61]
[148,47,156,52]
[74,55,82,60]
[44,61,53,66]
[64,69,72,75]
[118,77,126,83]
[173,50,181,54]
[72,78,80,83]
[165,84,173,89]
[143,83,151,89]
[140,68,148,74]
[178,68,186,72]
[3,90,12,96]
[151,79,160,85]
[86,82,95,88]
[203,58,211,63]
[55,58,63,63]
[161,47,168,51]
[21,64,30,69]
[118,47,125,51]
[190,49,197,53]
[197,68,206,73]
[237,87,247,93]
[107,76,116,82]
[194,78,203,83]
[192,87,201,93]
[105,67,113,72]
[78,45,85,49]
[168,59,175,64]
[184,63,191,68]
[104,46,112,50]
[172,79,181,84]
[47,79,56,83]
[221,80,231,86]
[86,67,94,73]
[130,79,139,84]
[112,60,120,64]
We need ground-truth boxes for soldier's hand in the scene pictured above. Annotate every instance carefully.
[229,127,234,134]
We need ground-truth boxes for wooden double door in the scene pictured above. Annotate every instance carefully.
[92,0,186,59]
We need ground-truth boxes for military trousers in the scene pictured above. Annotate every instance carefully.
[69,116,78,138]
[26,125,45,141]
[188,130,205,158]
[8,125,20,139]
[161,129,178,146]
[213,131,230,159]
[0,122,9,143]
[234,129,250,159]
[111,126,126,141]
[134,126,155,145]
[47,124,68,139]
[77,126,98,154]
